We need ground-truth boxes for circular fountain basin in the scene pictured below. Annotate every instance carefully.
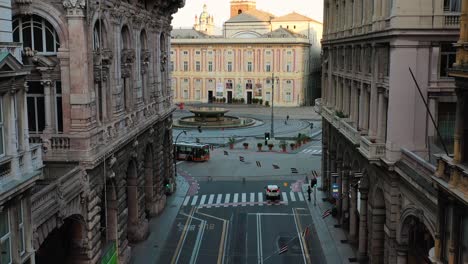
[175,106,257,128]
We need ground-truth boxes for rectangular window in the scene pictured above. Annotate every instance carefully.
[286,63,292,72]
[285,92,292,102]
[226,80,233,89]
[183,51,188,55]
[170,61,174,72]
[27,81,46,134]
[183,90,188,99]
[266,51,271,55]
[55,81,63,133]
[246,80,253,89]
[266,92,271,102]
[0,210,11,264]
[183,61,188,71]
[265,63,271,72]
[444,0,461,12]
[18,201,24,255]
[195,90,201,100]
[247,62,253,72]
[440,43,456,77]
[195,61,201,72]
[208,61,213,72]
[227,62,233,72]
[195,51,201,55]
[0,97,4,157]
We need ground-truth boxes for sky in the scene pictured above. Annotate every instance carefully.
[171,0,323,29]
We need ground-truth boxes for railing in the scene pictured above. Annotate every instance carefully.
[321,105,334,123]
[340,120,360,145]
[401,148,436,179]
[444,12,460,27]
[31,167,84,230]
[50,137,71,150]
[0,158,12,180]
[30,143,43,170]
[359,136,386,160]
[332,115,341,129]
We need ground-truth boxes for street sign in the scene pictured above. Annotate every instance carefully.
[332,183,339,199]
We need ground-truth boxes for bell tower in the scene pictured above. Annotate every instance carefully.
[230,0,256,18]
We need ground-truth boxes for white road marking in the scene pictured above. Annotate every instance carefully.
[290,192,297,202]
[298,192,305,201]
[258,192,263,205]
[233,193,239,206]
[199,195,207,205]
[207,194,215,208]
[183,196,190,206]
[250,193,255,206]
[241,193,247,206]
[224,194,231,207]
[256,214,264,264]
[281,192,288,202]
[191,195,198,206]
[215,194,223,207]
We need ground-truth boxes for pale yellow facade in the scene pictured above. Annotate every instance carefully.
[170,38,310,106]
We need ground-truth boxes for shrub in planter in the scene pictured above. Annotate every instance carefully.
[223,97,226,103]
[212,96,216,103]
[290,143,295,150]
[265,101,270,107]
[243,142,249,149]
[279,141,287,152]
[252,98,258,104]
[268,143,274,150]
[240,98,245,104]
[228,137,235,149]
[257,142,263,151]
[259,99,263,105]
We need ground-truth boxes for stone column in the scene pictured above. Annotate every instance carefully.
[341,169,349,225]
[41,80,53,134]
[376,89,386,140]
[396,244,408,264]
[353,83,360,126]
[453,90,465,163]
[336,160,343,215]
[358,84,365,130]
[369,46,378,137]
[358,189,369,260]
[322,142,329,191]
[349,178,358,241]
[7,93,20,177]
[329,151,336,196]
[19,84,32,171]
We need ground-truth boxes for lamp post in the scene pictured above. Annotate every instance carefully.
[270,73,279,138]
[173,130,187,180]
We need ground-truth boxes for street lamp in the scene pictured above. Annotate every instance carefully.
[269,73,279,138]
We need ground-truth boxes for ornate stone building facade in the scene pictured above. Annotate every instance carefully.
[171,1,322,106]
[7,0,183,263]
[432,0,468,263]
[320,0,460,263]
[0,1,43,263]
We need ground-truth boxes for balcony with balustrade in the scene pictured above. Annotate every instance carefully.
[433,155,468,200]
[358,136,386,162]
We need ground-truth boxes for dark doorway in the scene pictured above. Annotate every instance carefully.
[227,91,233,104]
[208,91,213,103]
[247,92,252,104]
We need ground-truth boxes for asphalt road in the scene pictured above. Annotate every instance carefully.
[158,180,327,264]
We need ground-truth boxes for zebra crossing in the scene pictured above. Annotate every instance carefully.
[182,191,306,208]
[299,147,322,155]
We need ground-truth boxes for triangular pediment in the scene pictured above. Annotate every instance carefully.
[0,52,25,73]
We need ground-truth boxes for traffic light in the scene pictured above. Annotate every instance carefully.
[265,132,270,141]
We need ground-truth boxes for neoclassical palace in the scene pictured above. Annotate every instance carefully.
[170,1,323,106]
[320,0,463,263]
[0,0,183,263]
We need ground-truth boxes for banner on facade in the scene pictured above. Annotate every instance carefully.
[236,83,243,98]
[254,83,262,97]
[216,83,224,97]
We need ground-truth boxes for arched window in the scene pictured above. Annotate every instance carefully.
[13,15,60,54]
[93,21,106,51]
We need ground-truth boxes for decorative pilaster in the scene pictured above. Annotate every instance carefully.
[40,80,53,134]
[358,189,369,260]
[62,0,86,16]
[396,244,408,264]
[349,178,358,241]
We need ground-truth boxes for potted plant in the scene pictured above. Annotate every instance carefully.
[228,137,236,149]
[241,98,245,104]
[265,101,270,107]
[257,142,263,151]
[290,143,296,150]
[223,97,226,103]
[268,143,274,151]
[243,142,249,149]
[259,99,263,105]
[279,141,287,152]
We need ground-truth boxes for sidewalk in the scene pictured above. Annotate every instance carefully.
[302,177,358,264]
[130,175,189,264]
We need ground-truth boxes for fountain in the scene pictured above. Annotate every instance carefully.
[175,106,257,128]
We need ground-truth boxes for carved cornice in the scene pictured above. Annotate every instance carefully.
[121,49,135,64]
[15,0,33,15]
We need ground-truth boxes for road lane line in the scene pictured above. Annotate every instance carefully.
[292,208,310,264]
[298,192,305,201]
[258,192,263,206]
[224,194,230,207]
[191,195,199,206]
[199,195,207,205]
[216,194,223,207]
[241,193,246,206]
[183,196,191,206]
[282,192,288,202]
[189,220,206,264]
[171,207,195,264]
[257,214,263,264]
[290,192,297,202]
[233,193,239,206]
[207,194,215,208]
[249,193,255,206]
